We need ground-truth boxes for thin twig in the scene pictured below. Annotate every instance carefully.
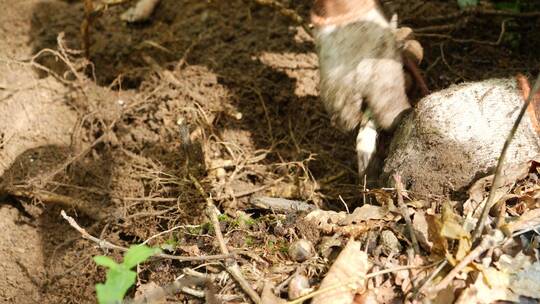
[249,196,315,213]
[413,260,448,298]
[60,210,233,262]
[416,19,510,46]
[472,73,540,242]
[394,174,420,254]
[189,175,262,304]
[5,187,105,220]
[426,231,504,295]
[179,286,241,302]
[142,225,191,245]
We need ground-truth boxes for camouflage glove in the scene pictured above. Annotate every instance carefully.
[393,24,427,97]
[311,0,424,177]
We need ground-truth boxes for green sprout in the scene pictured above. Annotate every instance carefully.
[93,245,161,304]
[457,0,478,9]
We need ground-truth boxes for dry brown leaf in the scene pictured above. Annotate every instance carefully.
[426,214,447,256]
[304,205,390,236]
[413,211,433,251]
[261,282,286,304]
[304,209,347,233]
[394,255,428,294]
[341,204,389,225]
[454,237,472,262]
[439,204,472,262]
[509,261,540,299]
[368,189,397,211]
[464,158,540,217]
[430,285,456,304]
[440,203,469,240]
[178,244,201,256]
[353,290,378,304]
[373,285,400,303]
[505,208,540,234]
[455,267,518,304]
[133,281,166,304]
[464,187,511,219]
[494,252,531,273]
[312,239,370,304]
[440,220,469,240]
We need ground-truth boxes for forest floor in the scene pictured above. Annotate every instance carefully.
[0,0,539,303]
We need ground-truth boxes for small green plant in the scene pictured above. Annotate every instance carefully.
[218,213,256,229]
[244,236,254,246]
[217,214,232,223]
[160,237,178,252]
[266,239,289,253]
[266,240,276,251]
[457,0,478,9]
[93,245,161,304]
[494,1,520,12]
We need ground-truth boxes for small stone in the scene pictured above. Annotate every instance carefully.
[215,168,226,179]
[379,230,402,256]
[288,274,312,300]
[289,239,313,262]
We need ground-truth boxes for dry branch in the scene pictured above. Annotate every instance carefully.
[394,174,420,254]
[425,231,504,296]
[60,210,233,262]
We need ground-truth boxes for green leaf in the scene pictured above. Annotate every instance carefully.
[457,0,478,9]
[95,269,137,304]
[494,2,521,13]
[122,245,161,269]
[93,245,161,303]
[93,256,120,270]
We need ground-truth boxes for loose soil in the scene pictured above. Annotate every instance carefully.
[0,0,539,303]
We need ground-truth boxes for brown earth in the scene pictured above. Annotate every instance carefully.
[0,0,539,303]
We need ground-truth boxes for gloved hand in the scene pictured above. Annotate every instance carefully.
[393,24,427,98]
[311,0,425,177]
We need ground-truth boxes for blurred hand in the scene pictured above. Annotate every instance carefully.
[312,0,424,177]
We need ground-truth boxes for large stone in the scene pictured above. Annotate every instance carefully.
[382,77,540,198]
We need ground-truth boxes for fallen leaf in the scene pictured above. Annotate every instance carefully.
[440,203,470,240]
[304,207,384,237]
[312,239,370,304]
[495,252,531,273]
[304,209,347,233]
[341,204,389,225]
[431,285,456,304]
[505,208,540,234]
[178,244,201,256]
[369,189,397,211]
[455,267,518,304]
[426,214,447,256]
[413,211,433,251]
[261,282,286,304]
[510,261,540,299]
[353,290,377,304]
[464,158,540,217]
[133,281,166,304]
